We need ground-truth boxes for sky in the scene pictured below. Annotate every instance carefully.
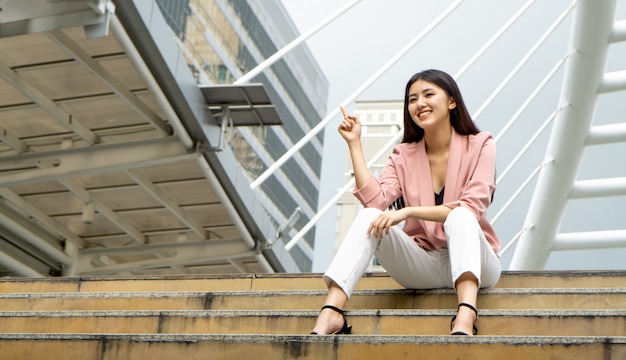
[279,0,626,271]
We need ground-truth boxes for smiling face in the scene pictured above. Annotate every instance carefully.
[407,79,457,131]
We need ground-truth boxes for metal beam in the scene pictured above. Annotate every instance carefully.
[52,172,147,245]
[610,19,626,43]
[0,189,86,248]
[0,137,194,188]
[0,0,113,38]
[599,70,626,93]
[109,16,193,149]
[75,238,253,274]
[196,156,256,250]
[0,232,60,276]
[553,230,626,250]
[0,127,28,153]
[126,169,208,239]
[0,202,72,265]
[0,59,99,145]
[47,29,172,136]
[0,251,45,277]
[510,0,618,270]
[569,177,626,199]
[586,123,626,145]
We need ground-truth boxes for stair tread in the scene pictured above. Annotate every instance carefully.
[1,287,624,312]
[2,308,626,317]
[2,286,625,297]
[2,332,626,344]
[2,271,626,293]
[2,333,624,359]
[2,272,626,358]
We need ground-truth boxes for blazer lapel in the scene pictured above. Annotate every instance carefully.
[444,129,464,204]
[416,140,434,206]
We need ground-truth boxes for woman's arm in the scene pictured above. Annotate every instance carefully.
[444,135,497,220]
[339,106,370,188]
[367,205,452,240]
[402,205,452,223]
[367,134,497,239]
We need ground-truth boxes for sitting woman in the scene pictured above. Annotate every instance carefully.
[311,69,501,336]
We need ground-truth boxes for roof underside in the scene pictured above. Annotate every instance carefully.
[0,2,270,276]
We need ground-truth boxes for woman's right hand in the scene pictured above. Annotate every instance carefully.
[338,106,362,144]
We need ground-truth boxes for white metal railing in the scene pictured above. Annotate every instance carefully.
[494,56,567,143]
[586,123,626,145]
[453,0,538,79]
[496,110,557,184]
[510,0,621,270]
[285,129,404,250]
[235,0,361,85]
[492,165,542,226]
[282,0,558,252]
[240,0,624,269]
[471,1,575,119]
[249,0,466,190]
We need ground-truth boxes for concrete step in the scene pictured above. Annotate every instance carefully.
[1,271,626,293]
[0,333,624,359]
[1,309,625,337]
[1,271,625,359]
[1,287,625,311]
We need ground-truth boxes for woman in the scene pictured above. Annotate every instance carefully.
[310,69,501,336]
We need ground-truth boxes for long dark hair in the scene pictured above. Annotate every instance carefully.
[401,69,479,143]
[390,70,483,210]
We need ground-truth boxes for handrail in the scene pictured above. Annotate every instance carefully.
[499,229,524,256]
[496,110,557,184]
[472,1,576,119]
[284,130,404,250]
[455,0,538,79]
[235,0,362,85]
[494,56,567,143]
[281,0,551,251]
[250,0,466,190]
[492,165,542,226]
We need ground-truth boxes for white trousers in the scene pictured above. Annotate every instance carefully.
[324,207,501,298]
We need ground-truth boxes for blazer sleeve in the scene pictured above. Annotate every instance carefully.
[352,146,404,210]
[444,134,496,220]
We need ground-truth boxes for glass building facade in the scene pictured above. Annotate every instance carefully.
[155,0,329,271]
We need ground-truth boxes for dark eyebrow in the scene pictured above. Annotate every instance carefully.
[408,88,436,97]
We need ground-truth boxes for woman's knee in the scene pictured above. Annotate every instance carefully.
[353,207,383,225]
[358,207,383,217]
[445,206,475,225]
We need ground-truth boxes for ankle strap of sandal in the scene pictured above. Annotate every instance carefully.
[321,304,345,315]
[458,302,478,320]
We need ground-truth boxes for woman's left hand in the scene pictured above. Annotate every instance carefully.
[367,209,407,240]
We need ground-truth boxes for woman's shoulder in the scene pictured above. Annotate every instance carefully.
[392,140,422,155]
[466,131,495,148]
[387,141,422,164]
[468,131,493,142]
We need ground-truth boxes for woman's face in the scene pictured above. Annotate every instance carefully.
[407,79,456,131]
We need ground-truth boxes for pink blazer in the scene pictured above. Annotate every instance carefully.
[353,130,501,254]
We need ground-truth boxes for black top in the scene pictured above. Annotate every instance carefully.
[435,187,445,206]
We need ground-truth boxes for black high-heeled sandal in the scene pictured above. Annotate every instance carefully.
[310,304,352,335]
[450,302,478,335]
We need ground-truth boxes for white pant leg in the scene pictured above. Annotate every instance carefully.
[374,225,452,290]
[324,208,452,297]
[324,208,382,298]
[444,207,501,289]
